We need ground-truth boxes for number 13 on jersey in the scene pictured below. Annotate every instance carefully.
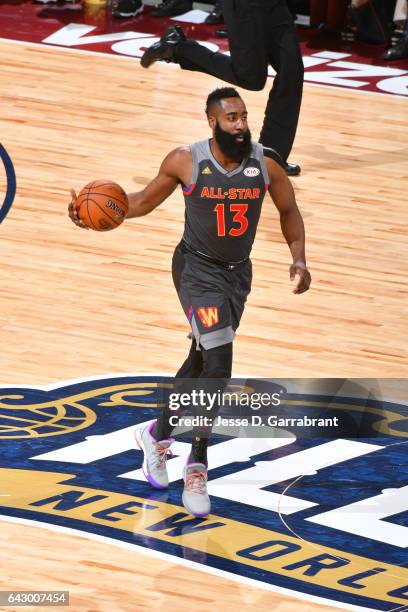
[214,203,249,237]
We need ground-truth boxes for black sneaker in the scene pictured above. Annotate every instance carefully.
[263,146,301,176]
[215,28,228,38]
[383,34,408,61]
[284,162,301,176]
[205,1,223,25]
[141,24,186,68]
[112,0,143,18]
[151,0,192,18]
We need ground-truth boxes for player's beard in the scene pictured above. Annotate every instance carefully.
[214,121,252,162]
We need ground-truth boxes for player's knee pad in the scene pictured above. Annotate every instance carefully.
[201,342,233,379]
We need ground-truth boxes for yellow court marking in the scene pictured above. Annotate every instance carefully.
[1,468,407,606]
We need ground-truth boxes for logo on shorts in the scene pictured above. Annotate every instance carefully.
[202,166,212,175]
[243,167,260,177]
[197,307,219,328]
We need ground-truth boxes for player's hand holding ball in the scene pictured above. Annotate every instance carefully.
[68,180,129,231]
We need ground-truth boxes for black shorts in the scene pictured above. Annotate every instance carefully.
[172,241,252,350]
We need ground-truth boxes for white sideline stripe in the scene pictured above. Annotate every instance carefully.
[0,36,406,100]
[0,371,280,389]
[0,371,176,389]
[0,514,379,612]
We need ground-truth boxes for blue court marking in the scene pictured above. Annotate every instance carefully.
[1,376,407,611]
[0,143,16,223]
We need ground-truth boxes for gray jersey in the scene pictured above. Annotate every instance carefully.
[182,139,269,263]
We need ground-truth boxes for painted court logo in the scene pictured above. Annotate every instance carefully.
[0,375,407,611]
[0,143,16,223]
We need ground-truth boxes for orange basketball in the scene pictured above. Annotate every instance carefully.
[77,179,129,231]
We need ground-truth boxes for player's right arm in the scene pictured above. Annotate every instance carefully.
[68,147,192,227]
[126,147,191,218]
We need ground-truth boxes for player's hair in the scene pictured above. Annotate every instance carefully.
[205,87,242,116]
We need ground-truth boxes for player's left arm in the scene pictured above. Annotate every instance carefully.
[265,156,311,294]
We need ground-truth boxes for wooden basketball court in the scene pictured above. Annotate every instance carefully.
[0,25,407,612]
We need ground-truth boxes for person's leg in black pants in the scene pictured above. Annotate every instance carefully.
[170,0,303,170]
[260,21,304,164]
[175,0,268,91]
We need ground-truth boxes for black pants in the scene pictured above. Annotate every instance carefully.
[174,0,304,163]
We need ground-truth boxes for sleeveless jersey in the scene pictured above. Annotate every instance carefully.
[182,139,270,263]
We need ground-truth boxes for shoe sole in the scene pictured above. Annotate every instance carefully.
[182,492,211,517]
[134,428,168,490]
[140,51,155,69]
[113,7,143,17]
[182,467,211,517]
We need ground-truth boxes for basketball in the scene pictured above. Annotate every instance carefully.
[77,179,129,231]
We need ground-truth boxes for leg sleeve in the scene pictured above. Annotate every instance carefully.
[153,340,203,440]
[189,342,233,464]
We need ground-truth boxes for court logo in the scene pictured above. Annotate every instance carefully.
[0,376,407,611]
[0,143,16,224]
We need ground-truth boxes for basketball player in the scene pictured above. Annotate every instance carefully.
[68,87,311,517]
